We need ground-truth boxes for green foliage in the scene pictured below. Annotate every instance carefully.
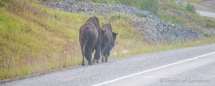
[139,0,159,16]
[186,3,196,13]
[204,33,211,38]
[0,0,9,7]
[0,1,4,7]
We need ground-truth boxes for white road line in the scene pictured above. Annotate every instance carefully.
[92,52,215,86]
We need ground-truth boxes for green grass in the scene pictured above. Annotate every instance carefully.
[0,0,215,80]
[0,0,87,79]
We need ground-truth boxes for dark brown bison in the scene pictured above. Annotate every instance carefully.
[79,16,105,65]
[101,23,118,62]
[79,22,98,65]
[86,16,105,63]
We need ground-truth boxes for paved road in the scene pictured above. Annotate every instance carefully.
[197,10,215,18]
[175,0,215,18]
[1,44,215,86]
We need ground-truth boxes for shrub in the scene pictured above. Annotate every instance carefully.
[186,3,196,13]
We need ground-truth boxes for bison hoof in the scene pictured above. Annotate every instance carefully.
[96,60,99,63]
[102,59,105,62]
[88,62,93,65]
[105,59,108,62]
[92,60,96,64]
[82,63,85,66]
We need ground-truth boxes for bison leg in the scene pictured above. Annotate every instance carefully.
[93,47,101,63]
[85,44,95,65]
[88,50,93,65]
[88,58,93,65]
[88,60,93,65]
[101,50,105,62]
[80,39,88,66]
[101,56,105,62]
[84,49,93,65]
[84,50,93,65]
[93,51,100,63]
[105,50,110,62]
[82,56,85,66]
[105,55,108,62]
[81,49,86,66]
[105,56,108,62]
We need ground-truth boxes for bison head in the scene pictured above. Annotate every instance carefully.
[112,32,118,46]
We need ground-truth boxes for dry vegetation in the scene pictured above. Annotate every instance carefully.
[0,0,215,80]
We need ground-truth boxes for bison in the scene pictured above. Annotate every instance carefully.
[79,16,105,65]
[101,23,118,62]
[79,22,98,65]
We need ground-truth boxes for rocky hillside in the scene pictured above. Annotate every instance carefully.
[41,0,198,43]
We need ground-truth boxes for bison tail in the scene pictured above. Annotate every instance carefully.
[84,26,89,41]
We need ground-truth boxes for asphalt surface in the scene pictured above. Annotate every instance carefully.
[95,51,215,86]
[196,10,215,18]
[1,44,215,86]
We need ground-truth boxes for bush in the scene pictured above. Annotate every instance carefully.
[186,3,196,13]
